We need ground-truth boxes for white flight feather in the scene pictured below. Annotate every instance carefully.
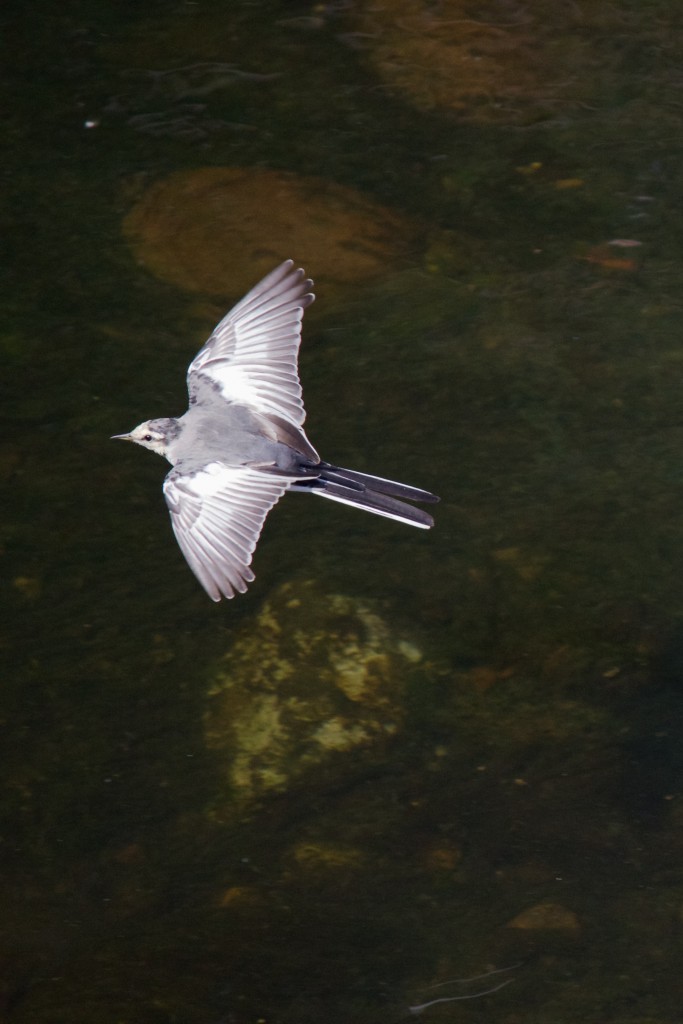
[187,260,313,428]
[163,462,298,601]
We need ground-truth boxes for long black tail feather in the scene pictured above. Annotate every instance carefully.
[319,463,439,503]
[294,464,439,529]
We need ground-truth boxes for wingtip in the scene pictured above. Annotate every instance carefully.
[280,258,314,288]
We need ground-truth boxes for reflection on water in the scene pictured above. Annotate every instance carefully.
[107,62,280,141]
[3,0,683,1020]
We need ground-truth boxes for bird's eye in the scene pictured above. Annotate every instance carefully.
[143,434,153,442]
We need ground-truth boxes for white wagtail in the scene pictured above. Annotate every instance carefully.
[113,261,439,601]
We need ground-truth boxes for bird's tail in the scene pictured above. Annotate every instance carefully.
[295,463,439,529]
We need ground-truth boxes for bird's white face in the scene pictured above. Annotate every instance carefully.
[112,420,170,457]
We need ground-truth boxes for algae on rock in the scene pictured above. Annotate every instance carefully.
[203,580,425,814]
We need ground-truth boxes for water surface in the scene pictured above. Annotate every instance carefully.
[3,1,683,1020]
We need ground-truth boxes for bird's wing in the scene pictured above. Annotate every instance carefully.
[187,260,314,428]
[163,461,295,601]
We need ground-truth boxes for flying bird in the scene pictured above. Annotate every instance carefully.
[113,261,439,601]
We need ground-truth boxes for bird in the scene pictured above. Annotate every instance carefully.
[112,260,439,601]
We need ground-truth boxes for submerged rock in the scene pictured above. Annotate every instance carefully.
[354,0,615,124]
[506,901,581,932]
[123,167,423,298]
[203,580,424,814]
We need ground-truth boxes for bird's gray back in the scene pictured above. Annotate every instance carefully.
[170,401,302,473]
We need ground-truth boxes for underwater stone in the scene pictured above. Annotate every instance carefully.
[203,580,424,814]
[506,901,581,932]
[353,0,612,124]
[123,166,423,299]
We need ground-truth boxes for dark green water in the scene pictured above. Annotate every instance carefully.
[4,1,683,1020]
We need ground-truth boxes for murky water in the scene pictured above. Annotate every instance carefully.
[4,1,683,1020]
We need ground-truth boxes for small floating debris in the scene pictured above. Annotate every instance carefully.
[580,244,639,272]
[407,964,519,1016]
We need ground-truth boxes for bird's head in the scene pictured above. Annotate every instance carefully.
[111,418,179,458]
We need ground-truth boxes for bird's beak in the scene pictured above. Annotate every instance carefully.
[111,433,133,442]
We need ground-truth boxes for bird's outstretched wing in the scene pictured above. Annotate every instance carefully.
[163,461,296,601]
[187,260,314,428]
